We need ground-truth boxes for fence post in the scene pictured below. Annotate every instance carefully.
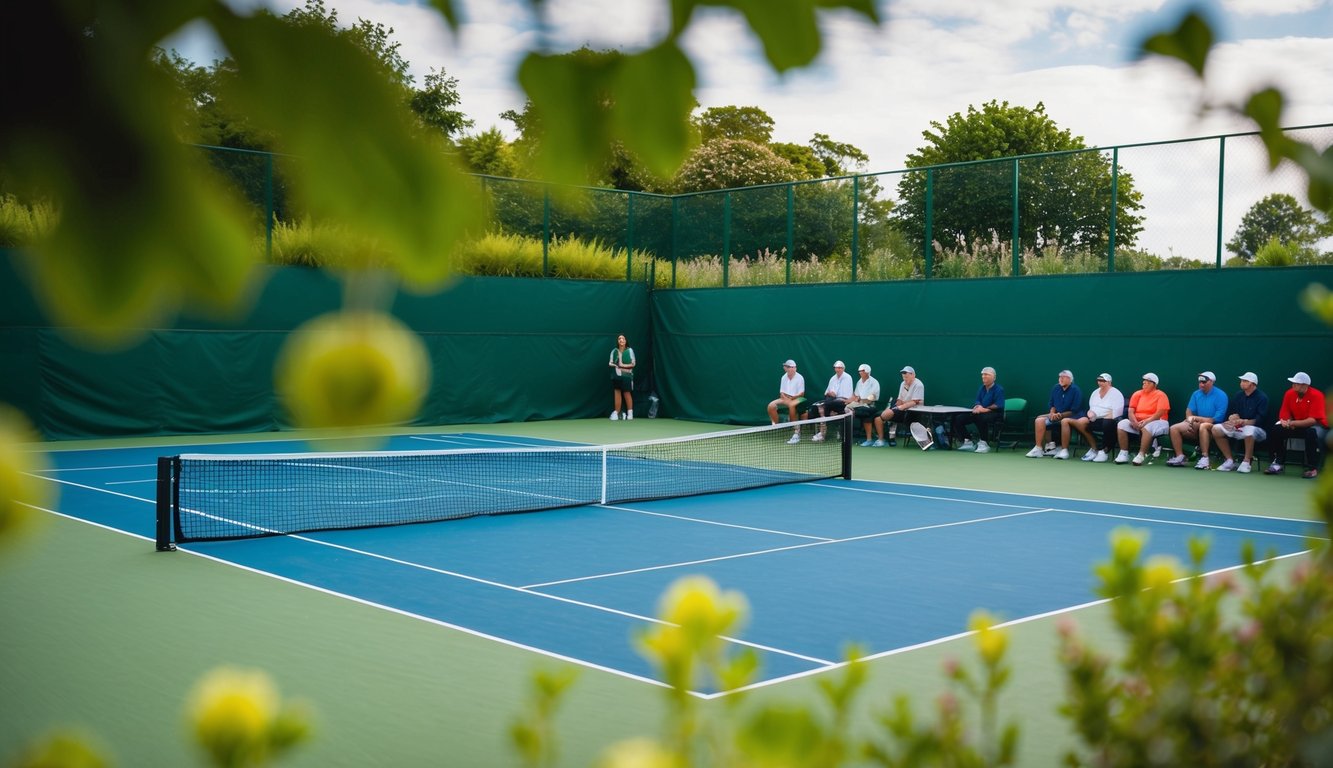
[924,168,934,279]
[264,153,274,262]
[670,196,678,289]
[542,187,551,278]
[1010,158,1020,276]
[851,175,860,282]
[626,192,635,281]
[786,184,794,285]
[1215,135,1226,268]
[1108,148,1119,273]
[722,191,731,288]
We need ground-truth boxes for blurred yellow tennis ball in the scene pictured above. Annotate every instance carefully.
[275,311,430,429]
[187,667,280,761]
[0,405,51,546]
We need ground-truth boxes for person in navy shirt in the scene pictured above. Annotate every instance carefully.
[1210,371,1269,474]
[1165,371,1229,469]
[951,366,1005,453]
[1027,370,1082,459]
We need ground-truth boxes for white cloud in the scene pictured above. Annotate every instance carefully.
[1223,0,1328,16]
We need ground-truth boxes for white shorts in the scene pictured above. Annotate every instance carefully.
[1117,418,1168,437]
[1214,422,1267,442]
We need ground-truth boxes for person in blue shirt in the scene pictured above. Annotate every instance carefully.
[1164,370,1230,469]
[1027,370,1082,459]
[1209,371,1269,473]
[951,366,1005,453]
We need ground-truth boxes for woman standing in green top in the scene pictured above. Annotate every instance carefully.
[609,334,635,420]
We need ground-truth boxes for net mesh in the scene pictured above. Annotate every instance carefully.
[159,414,851,545]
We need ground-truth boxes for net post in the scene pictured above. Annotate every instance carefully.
[841,412,853,480]
[600,448,609,505]
[155,456,178,551]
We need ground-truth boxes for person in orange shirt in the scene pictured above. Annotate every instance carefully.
[1114,373,1171,465]
[1264,372,1328,479]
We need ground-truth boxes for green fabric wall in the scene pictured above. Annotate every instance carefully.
[651,268,1333,425]
[1,255,650,439]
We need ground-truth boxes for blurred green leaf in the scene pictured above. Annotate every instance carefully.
[1140,8,1213,77]
[670,0,878,72]
[425,0,461,32]
[211,9,485,289]
[517,49,621,184]
[612,43,696,178]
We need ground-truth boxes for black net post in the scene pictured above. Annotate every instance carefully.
[841,411,853,480]
[155,456,178,551]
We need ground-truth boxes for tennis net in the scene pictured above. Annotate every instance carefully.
[155,413,852,549]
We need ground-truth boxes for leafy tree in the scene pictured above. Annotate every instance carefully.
[693,105,775,144]
[891,100,1145,255]
[672,139,802,192]
[1226,192,1328,261]
[455,128,518,178]
[770,142,824,179]
[410,69,474,140]
[811,132,869,177]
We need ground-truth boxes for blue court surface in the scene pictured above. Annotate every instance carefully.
[37,432,1325,697]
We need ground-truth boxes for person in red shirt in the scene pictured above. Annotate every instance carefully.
[1265,371,1327,478]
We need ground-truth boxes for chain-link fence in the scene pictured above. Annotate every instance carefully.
[193,123,1332,286]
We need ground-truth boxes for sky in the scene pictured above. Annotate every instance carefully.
[167,0,1333,258]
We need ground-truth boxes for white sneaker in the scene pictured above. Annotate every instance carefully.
[1081,449,1097,462]
[1115,450,1130,464]
[1217,459,1236,472]
[959,439,975,451]
[1151,440,1163,458]
[1165,454,1187,467]
[1026,446,1044,458]
[1093,450,1109,463]
[1238,460,1252,473]
[1194,457,1210,470]
[1045,441,1056,452]
[975,441,990,454]
[610,411,619,420]
[1054,448,1070,460]
[872,439,886,447]
[1132,453,1146,466]
[626,410,633,420]
[811,432,825,442]
[787,433,800,445]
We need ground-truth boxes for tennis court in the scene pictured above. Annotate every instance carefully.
[32,420,1323,696]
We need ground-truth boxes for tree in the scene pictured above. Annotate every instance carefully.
[693,106,775,144]
[769,142,824,179]
[1226,193,1328,261]
[410,69,473,141]
[810,132,869,177]
[455,128,517,178]
[671,139,802,192]
[891,101,1145,256]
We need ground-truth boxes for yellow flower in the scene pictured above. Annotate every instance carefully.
[597,738,681,768]
[1142,555,1183,591]
[1109,528,1147,564]
[275,311,430,430]
[658,575,747,642]
[968,610,1009,665]
[0,405,52,546]
[187,667,280,765]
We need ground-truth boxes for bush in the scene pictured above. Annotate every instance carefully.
[0,195,59,248]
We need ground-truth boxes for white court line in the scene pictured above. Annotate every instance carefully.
[600,504,834,541]
[409,434,584,448]
[35,463,156,473]
[812,479,1317,525]
[704,547,1314,699]
[522,509,1051,589]
[105,479,156,486]
[20,472,835,672]
[1053,508,1329,541]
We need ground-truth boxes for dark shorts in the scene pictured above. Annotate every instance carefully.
[611,378,633,391]
[812,398,846,415]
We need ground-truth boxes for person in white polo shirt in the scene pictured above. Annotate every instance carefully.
[1065,372,1124,462]
[806,360,854,443]
[767,359,807,444]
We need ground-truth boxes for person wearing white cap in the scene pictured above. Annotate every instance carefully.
[848,364,882,446]
[951,366,1005,453]
[1265,372,1327,478]
[1115,373,1171,465]
[872,366,924,447]
[1165,371,1229,469]
[1065,373,1124,462]
[806,360,854,442]
[1210,372,1269,473]
[768,360,807,443]
[1026,370,1082,459]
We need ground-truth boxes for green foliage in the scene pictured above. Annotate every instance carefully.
[1059,526,1333,767]
[771,142,825,180]
[0,195,59,248]
[672,139,804,192]
[455,128,519,178]
[1255,235,1295,267]
[811,132,870,177]
[667,0,879,73]
[891,101,1145,254]
[1139,8,1214,77]
[693,105,776,144]
[1227,193,1327,261]
[511,668,580,768]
